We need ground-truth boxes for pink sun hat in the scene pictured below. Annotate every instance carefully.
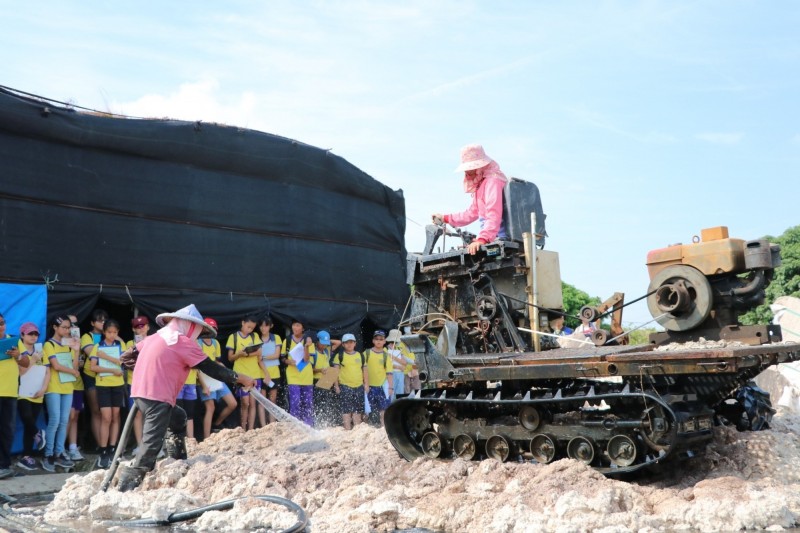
[455,144,494,172]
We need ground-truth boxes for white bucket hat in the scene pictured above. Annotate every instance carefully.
[386,329,402,343]
[156,304,217,336]
[455,144,493,173]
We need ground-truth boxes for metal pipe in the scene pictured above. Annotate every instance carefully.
[100,402,138,492]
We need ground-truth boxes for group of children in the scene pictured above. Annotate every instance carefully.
[0,309,419,479]
[224,315,420,431]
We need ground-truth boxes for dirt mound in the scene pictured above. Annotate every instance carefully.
[39,404,800,532]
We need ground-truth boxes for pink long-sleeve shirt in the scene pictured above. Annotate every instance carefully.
[444,163,507,243]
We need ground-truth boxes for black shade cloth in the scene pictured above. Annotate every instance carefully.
[0,86,409,336]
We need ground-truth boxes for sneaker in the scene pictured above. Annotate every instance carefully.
[41,456,56,472]
[67,448,85,461]
[33,429,46,451]
[97,454,110,469]
[16,456,38,471]
[0,467,13,479]
[54,454,74,468]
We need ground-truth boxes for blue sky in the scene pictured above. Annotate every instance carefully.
[3,1,798,325]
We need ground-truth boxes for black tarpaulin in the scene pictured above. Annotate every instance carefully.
[0,86,409,337]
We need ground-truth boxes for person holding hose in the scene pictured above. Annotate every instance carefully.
[116,304,256,492]
[432,143,508,255]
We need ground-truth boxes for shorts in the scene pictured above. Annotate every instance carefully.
[339,385,365,414]
[236,378,262,398]
[71,390,84,411]
[199,383,232,402]
[176,384,198,401]
[82,373,96,390]
[96,385,126,408]
[367,386,389,412]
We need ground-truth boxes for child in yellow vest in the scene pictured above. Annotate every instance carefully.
[226,314,262,431]
[364,330,394,428]
[332,333,366,430]
[88,319,125,468]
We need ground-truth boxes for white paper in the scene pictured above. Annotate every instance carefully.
[198,371,223,392]
[19,365,47,398]
[288,342,305,363]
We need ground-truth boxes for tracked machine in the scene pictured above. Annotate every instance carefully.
[386,179,798,475]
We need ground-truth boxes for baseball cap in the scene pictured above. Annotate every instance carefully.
[342,333,356,343]
[373,329,387,338]
[19,322,39,335]
[317,330,331,345]
[131,316,150,328]
[387,329,401,343]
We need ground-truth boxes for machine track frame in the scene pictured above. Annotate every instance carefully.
[385,336,800,475]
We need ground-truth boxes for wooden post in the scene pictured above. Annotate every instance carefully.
[524,212,541,352]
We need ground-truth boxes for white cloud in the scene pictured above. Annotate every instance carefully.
[694,132,744,145]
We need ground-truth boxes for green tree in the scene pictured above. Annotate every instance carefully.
[561,282,601,330]
[740,225,800,325]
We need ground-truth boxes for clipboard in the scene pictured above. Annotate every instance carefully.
[97,345,121,377]
[0,336,19,360]
[54,352,77,383]
[244,342,263,354]
[314,366,339,390]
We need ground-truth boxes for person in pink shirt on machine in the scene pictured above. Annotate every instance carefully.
[432,143,508,255]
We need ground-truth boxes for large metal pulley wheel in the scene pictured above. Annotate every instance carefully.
[476,295,498,320]
[647,265,712,331]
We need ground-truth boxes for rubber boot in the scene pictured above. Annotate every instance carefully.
[117,465,148,492]
[164,429,188,460]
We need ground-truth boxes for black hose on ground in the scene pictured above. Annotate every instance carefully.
[105,494,308,532]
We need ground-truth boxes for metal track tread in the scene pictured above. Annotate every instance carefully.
[385,382,716,476]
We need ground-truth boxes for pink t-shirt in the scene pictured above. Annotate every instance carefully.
[130,334,207,406]
[445,163,507,243]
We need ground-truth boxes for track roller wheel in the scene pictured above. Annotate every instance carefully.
[486,435,513,462]
[453,434,477,460]
[567,436,596,465]
[606,434,637,467]
[421,431,444,458]
[519,405,541,431]
[530,434,557,464]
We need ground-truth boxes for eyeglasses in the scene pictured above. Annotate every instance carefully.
[25,332,40,337]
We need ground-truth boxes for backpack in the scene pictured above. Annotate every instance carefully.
[335,350,365,368]
[364,348,389,368]
[229,332,255,354]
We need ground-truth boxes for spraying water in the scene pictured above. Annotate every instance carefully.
[249,388,322,438]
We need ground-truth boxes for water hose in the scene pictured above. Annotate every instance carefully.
[105,494,308,532]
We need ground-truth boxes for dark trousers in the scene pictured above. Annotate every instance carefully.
[0,396,18,468]
[16,399,43,456]
[132,397,186,472]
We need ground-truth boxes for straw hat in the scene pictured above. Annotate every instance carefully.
[455,144,493,172]
[156,304,217,336]
[387,329,402,343]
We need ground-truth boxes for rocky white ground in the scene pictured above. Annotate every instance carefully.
[32,361,800,532]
